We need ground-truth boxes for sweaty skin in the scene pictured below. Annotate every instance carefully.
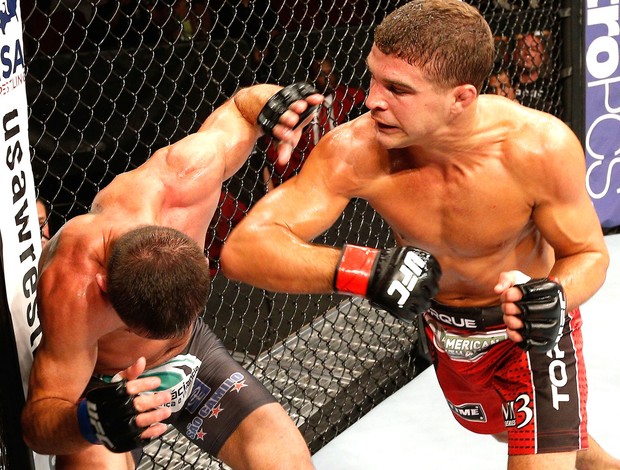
[221,46,611,470]
[223,47,608,316]
[22,85,321,470]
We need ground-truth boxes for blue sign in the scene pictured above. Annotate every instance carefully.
[584,1,620,229]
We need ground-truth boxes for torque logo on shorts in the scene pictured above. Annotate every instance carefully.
[447,401,487,422]
[547,342,571,410]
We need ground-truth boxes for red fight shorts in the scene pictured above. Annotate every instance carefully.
[423,302,588,455]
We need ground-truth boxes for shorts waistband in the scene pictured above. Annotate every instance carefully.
[427,300,505,330]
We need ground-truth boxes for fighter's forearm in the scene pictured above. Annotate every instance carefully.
[22,397,89,455]
[550,250,609,311]
[221,225,341,294]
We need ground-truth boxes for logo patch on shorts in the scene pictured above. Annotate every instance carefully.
[502,394,533,429]
[426,316,508,361]
[447,400,487,422]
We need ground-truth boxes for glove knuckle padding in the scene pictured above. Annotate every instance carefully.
[257,82,319,136]
[82,380,149,453]
[514,278,566,352]
[367,247,442,322]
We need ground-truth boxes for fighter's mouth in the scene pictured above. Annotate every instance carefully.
[376,121,399,132]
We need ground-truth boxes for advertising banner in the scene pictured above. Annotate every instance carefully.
[0,1,52,468]
[585,1,620,229]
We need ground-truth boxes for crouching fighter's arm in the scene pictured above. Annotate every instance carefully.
[222,121,440,323]
[494,116,609,352]
[21,266,171,455]
[134,84,323,213]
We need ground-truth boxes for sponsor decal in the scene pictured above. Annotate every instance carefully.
[547,343,571,410]
[185,378,212,414]
[0,3,50,468]
[139,354,202,412]
[584,0,620,226]
[0,0,19,34]
[427,308,478,329]
[502,393,533,429]
[387,250,426,307]
[186,371,247,440]
[447,400,487,422]
[426,316,507,361]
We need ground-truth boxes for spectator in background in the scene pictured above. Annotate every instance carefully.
[512,30,554,111]
[147,0,212,44]
[158,0,212,42]
[206,191,249,277]
[187,0,212,41]
[37,197,51,249]
[486,66,517,101]
[209,0,281,82]
[262,56,366,189]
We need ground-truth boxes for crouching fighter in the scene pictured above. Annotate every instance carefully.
[21,83,322,470]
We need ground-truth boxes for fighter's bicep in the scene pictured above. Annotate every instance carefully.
[246,172,349,243]
[531,128,603,256]
[281,175,350,241]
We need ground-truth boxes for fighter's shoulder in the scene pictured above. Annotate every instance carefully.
[41,215,101,273]
[490,97,575,143]
[314,114,380,162]
[482,96,580,161]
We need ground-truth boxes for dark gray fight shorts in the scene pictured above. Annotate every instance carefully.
[90,317,277,463]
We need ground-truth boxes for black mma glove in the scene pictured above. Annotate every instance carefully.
[334,244,442,322]
[257,82,320,137]
[514,277,566,352]
[77,380,150,453]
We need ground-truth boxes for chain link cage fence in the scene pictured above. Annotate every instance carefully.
[16,0,567,468]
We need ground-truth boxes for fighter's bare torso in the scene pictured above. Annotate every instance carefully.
[310,95,560,305]
[38,145,223,375]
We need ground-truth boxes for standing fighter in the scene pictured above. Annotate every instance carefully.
[21,84,321,469]
[221,1,620,468]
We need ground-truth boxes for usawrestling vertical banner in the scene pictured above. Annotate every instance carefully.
[0,1,51,469]
[585,0,620,229]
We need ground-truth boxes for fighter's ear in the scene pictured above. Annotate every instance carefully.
[96,272,108,293]
[451,84,477,113]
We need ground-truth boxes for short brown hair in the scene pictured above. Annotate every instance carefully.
[374,0,494,92]
[107,225,210,339]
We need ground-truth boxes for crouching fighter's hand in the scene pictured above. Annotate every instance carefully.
[334,244,442,322]
[495,271,566,352]
[257,82,324,166]
[77,357,172,453]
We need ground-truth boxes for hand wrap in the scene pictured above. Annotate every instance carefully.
[515,277,566,352]
[334,244,442,322]
[257,82,319,137]
[77,380,150,453]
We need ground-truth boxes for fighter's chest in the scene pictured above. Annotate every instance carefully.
[367,166,529,253]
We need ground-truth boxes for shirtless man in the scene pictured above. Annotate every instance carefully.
[220,2,619,469]
[21,84,321,470]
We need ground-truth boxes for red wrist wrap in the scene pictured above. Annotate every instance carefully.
[334,245,381,296]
